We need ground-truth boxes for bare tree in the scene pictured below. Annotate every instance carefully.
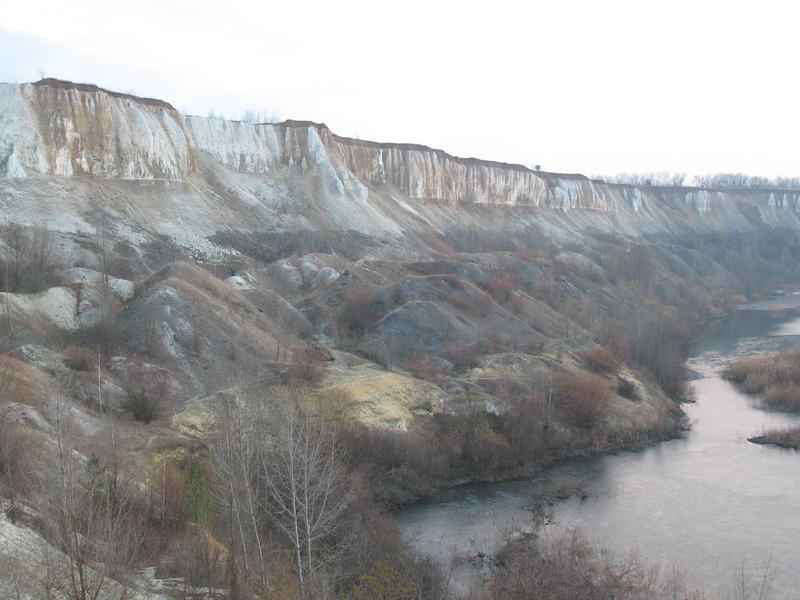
[30,224,58,292]
[0,358,28,523]
[2,222,27,293]
[210,390,269,597]
[210,386,352,598]
[0,222,60,294]
[287,346,330,384]
[96,210,114,354]
[595,171,687,187]
[261,395,352,597]
[44,371,145,600]
[124,362,171,423]
[731,554,775,600]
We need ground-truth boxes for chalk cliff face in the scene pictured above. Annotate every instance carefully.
[185,117,608,211]
[0,80,192,179]
[2,78,800,252]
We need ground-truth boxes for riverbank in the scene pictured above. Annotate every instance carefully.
[384,418,688,510]
[748,427,800,449]
[390,296,781,511]
[395,301,800,598]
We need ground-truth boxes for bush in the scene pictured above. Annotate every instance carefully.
[442,343,482,372]
[63,346,97,371]
[595,318,632,363]
[125,363,170,423]
[724,357,765,384]
[349,560,421,600]
[339,424,444,504]
[763,384,800,411]
[339,287,382,335]
[420,233,454,255]
[724,349,800,399]
[615,377,638,400]
[404,353,445,382]
[287,346,330,384]
[309,387,356,423]
[476,272,514,304]
[578,346,619,373]
[752,426,800,448]
[0,418,32,522]
[743,371,773,393]
[485,532,702,600]
[555,371,612,429]
[0,223,61,293]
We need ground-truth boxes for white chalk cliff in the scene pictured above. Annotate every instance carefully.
[2,79,800,254]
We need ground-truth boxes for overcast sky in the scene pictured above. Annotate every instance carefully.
[2,0,798,178]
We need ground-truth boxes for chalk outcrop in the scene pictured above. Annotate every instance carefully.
[2,78,800,253]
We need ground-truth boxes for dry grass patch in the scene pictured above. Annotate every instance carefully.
[763,384,800,411]
[724,348,800,410]
[750,426,800,449]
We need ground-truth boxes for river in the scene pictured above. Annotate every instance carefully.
[395,298,800,598]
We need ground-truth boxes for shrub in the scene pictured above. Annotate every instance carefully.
[404,353,445,382]
[0,223,61,293]
[339,424,444,503]
[310,387,356,423]
[763,384,800,411]
[743,371,773,393]
[125,363,170,423]
[420,233,454,255]
[724,348,800,395]
[287,346,330,384]
[63,346,97,371]
[615,377,638,400]
[145,460,188,529]
[476,331,506,354]
[339,287,382,335]
[461,419,511,471]
[349,560,416,600]
[595,318,633,362]
[578,346,619,373]
[724,357,765,384]
[0,417,32,522]
[486,532,702,600]
[442,343,482,372]
[753,426,800,448]
[476,272,514,304]
[555,371,612,429]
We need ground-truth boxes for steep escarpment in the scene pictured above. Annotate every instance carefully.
[0,80,192,179]
[3,78,800,246]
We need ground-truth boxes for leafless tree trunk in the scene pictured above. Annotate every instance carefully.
[210,386,352,598]
[0,359,28,523]
[260,393,352,597]
[124,363,171,423]
[3,255,15,337]
[30,224,58,292]
[45,370,145,600]
[95,209,115,354]
[3,222,27,293]
[210,391,267,596]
